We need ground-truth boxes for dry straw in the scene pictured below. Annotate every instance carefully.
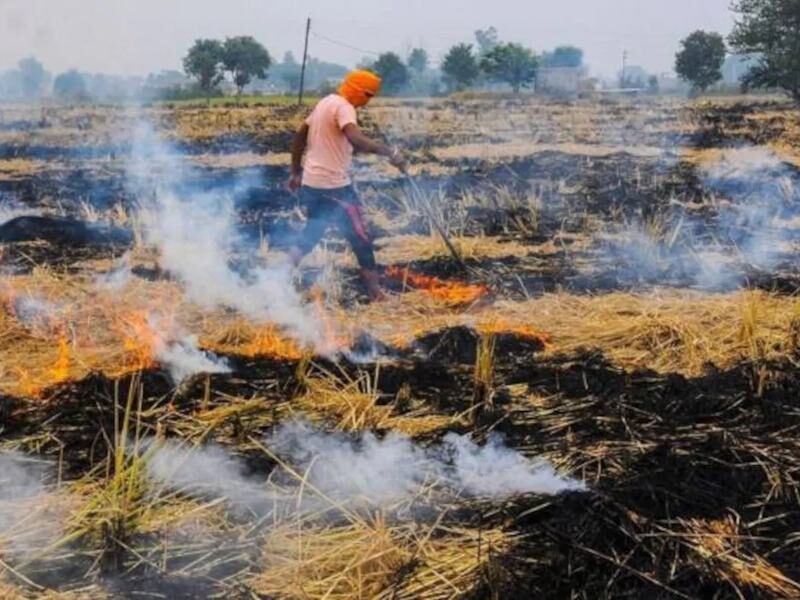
[251,517,515,600]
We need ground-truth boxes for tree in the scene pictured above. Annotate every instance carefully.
[222,36,272,96]
[474,26,500,57]
[372,52,409,94]
[277,53,302,92]
[542,46,584,68]
[729,0,800,101]
[18,57,48,99]
[304,58,348,90]
[675,31,726,93]
[183,39,224,100]
[53,70,88,102]
[442,43,480,91]
[408,48,429,74]
[480,43,539,93]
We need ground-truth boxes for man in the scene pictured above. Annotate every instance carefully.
[286,70,406,301]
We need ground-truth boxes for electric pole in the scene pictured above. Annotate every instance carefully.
[621,50,628,89]
[298,17,311,106]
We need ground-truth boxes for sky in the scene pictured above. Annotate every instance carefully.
[0,0,736,79]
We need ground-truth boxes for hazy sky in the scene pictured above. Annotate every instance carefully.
[0,0,736,79]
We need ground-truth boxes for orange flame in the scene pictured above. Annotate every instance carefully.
[14,367,41,398]
[478,320,553,348]
[118,311,160,372]
[310,286,352,355]
[385,266,489,307]
[242,324,303,360]
[50,332,71,383]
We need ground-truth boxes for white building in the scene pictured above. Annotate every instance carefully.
[535,66,588,97]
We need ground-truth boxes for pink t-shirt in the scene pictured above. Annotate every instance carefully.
[302,94,358,189]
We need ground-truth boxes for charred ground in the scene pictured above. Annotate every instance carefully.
[1,96,800,599]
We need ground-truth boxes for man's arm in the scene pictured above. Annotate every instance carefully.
[343,123,407,171]
[290,123,309,175]
[288,123,309,191]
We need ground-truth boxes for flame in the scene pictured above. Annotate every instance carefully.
[242,324,303,360]
[385,266,489,307]
[50,332,71,383]
[478,320,553,348]
[118,311,161,372]
[14,367,41,397]
[310,286,352,355]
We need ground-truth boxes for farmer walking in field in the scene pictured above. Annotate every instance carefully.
[286,70,407,301]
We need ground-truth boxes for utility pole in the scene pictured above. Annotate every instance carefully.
[621,50,628,89]
[298,17,311,106]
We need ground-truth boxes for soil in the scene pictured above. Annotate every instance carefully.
[2,97,800,599]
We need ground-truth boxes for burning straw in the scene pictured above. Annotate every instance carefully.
[0,265,348,397]
[384,266,489,308]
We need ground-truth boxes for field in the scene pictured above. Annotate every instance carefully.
[1,94,800,599]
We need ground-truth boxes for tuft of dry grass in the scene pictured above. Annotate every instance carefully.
[489,289,800,376]
[251,516,516,600]
[683,517,800,599]
[472,333,497,419]
[376,234,530,264]
[384,527,515,600]
[0,575,27,600]
[294,364,456,437]
[254,516,410,600]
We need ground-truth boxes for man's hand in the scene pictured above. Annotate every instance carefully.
[389,147,408,173]
[342,123,408,172]
[287,172,302,192]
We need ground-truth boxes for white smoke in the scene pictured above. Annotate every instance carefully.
[442,432,585,496]
[268,420,436,503]
[145,420,584,515]
[125,121,333,353]
[9,295,59,326]
[95,252,132,290]
[699,146,798,274]
[609,145,800,289]
[155,334,231,384]
[270,420,584,502]
[0,453,62,556]
[0,195,38,226]
[146,441,278,515]
[139,313,230,384]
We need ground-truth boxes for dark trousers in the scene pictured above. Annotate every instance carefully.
[294,185,377,270]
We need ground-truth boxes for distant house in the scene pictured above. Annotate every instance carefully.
[536,66,588,97]
[723,54,760,84]
[619,65,649,89]
[657,73,688,94]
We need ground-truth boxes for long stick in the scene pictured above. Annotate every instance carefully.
[403,173,466,271]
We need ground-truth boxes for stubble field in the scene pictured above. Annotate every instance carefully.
[1,93,799,599]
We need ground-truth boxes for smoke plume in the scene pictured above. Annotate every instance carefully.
[0,195,38,226]
[146,441,279,515]
[269,420,584,501]
[0,453,62,556]
[610,145,800,289]
[155,334,231,384]
[145,419,583,516]
[125,121,335,353]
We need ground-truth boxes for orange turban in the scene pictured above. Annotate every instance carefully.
[338,70,382,107]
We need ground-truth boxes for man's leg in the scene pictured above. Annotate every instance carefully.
[334,188,384,301]
[288,187,333,266]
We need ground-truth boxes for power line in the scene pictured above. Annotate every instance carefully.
[309,31,383,57]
